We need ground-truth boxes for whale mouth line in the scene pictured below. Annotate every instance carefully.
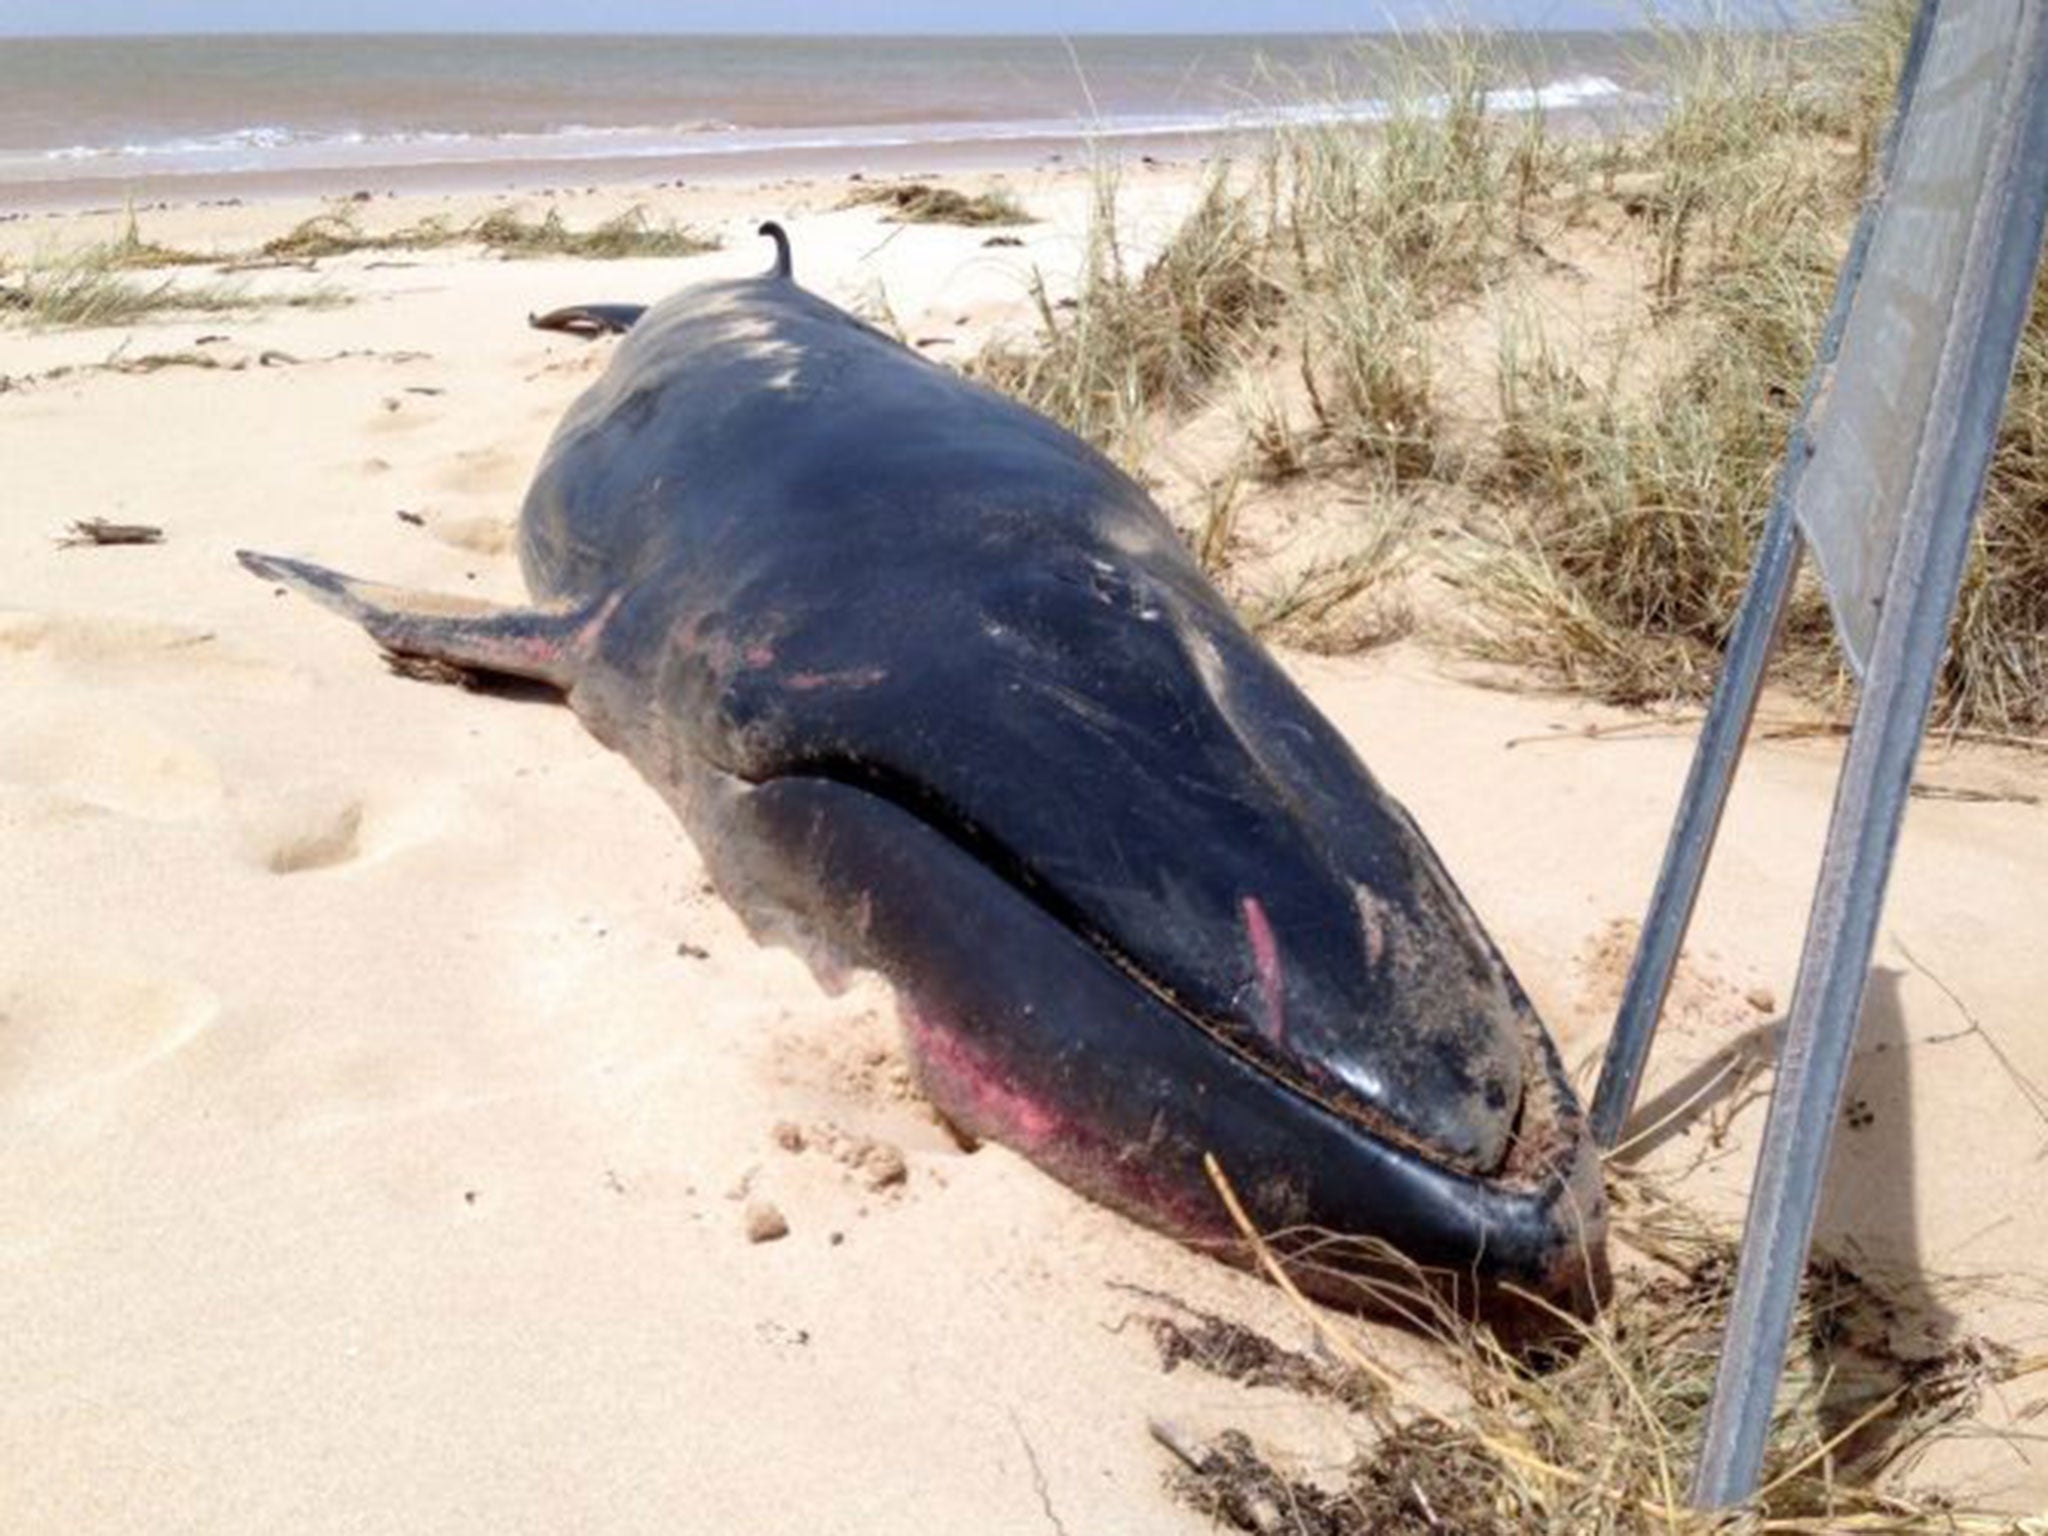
[755,750,1531,1179]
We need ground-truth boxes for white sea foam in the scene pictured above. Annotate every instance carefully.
[9,76,1640,186]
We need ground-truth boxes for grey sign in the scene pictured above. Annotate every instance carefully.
[1792,0,2030,677]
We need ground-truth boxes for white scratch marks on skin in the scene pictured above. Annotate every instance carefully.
[784,666,887,692]
[1099,513,1167,562]
[1354,885,1389,970]
[1181,622,1231,705]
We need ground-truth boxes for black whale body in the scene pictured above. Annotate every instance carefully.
[242,227,1606,1317]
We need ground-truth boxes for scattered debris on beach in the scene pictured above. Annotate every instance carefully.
[57,518,163,548]
[844,181,1035,226]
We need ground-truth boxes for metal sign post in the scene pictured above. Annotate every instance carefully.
[1584,0,2048,1508]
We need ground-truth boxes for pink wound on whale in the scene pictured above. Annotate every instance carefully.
[1241,895,1285,1047]
[902,1001,1061,1151]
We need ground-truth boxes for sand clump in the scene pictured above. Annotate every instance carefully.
[745,1201,791,1244]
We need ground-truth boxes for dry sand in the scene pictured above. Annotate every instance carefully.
[3,166,2044,1530]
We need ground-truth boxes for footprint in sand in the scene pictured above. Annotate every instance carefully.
[0,705,224,822]
[263,800,366,874]
[0,968,221,1117]
[0,611,305,821]
[235,788,372,874]
[0,609,297,699]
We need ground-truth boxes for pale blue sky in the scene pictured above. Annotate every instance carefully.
[0,0,1798,36]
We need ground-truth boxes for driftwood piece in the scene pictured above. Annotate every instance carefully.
[57,518,164,548]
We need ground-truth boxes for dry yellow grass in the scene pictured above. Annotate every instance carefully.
[261,202,718,261]
[1153,1159,2036,1534]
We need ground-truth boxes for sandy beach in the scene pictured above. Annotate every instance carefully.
[4,154,2045,1531]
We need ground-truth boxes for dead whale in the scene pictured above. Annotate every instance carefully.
[240,223,1606,1319]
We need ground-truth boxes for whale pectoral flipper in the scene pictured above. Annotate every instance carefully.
[528,303,647,338]
[237,549,609,691]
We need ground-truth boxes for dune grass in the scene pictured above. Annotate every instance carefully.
[1,199,708,334]
[1463,0,2048,735]
[0,205,326,328]
[88,209,218,271]
[0,264,338,329]
[1464,207,1846,708]
[466,204,719,259]
[973,164,1285,459]
[260,208,442,259]
[262,203,719,261]
[1950,263,2048,733]
[1453,11,1888,712]
[972,39,1549,476]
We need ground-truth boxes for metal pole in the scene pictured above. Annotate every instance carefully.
[1585,0,1934,1145]
[1588,506,1800,1148]
[1690,5,2048,1502]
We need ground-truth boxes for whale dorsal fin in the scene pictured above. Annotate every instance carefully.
[757,220,793,281]
[237,550,612,692]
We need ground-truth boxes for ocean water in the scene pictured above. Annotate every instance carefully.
[0,32,1663,204]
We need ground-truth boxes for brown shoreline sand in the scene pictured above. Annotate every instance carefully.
[3,161,2044,1530]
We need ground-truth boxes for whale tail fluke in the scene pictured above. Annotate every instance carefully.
[237,549,612,693]
[758,220,793,281]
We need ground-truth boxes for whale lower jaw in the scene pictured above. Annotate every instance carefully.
[694,767,1607,1325]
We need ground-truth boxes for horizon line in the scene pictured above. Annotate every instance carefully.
[0,20,1804,40]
